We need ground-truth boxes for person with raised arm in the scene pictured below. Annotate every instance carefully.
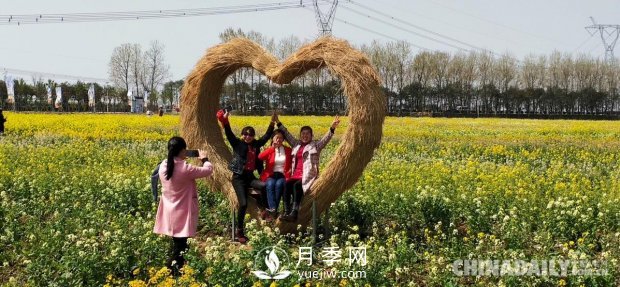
[275,116,340,222]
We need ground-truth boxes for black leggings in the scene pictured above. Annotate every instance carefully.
[168,237,188,272]
[231,171,266,229]
[284,179,304,210]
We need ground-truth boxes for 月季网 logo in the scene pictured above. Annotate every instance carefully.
[252,246,292,280]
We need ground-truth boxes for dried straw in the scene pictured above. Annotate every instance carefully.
[181,37,385,233]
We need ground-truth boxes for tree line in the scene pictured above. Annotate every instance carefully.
[2,28,619,117]
[216,28,620,117]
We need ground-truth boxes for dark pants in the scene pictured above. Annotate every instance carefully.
[265,172,286,211]
[284,179,303,212]
[232,171,266,229]
[168,237,188,273]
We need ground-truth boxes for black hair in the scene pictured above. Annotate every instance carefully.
[270,129,285,145]
[165,136,187,180]
[241,126,255,136]
[272,129,284,138]
[300,126,313,136]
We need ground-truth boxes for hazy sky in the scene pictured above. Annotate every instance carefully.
[0,0,617,84]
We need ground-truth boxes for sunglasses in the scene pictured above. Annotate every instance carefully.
[242,133,255,137]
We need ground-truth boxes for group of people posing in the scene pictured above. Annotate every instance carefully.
[216,109,340,244]
[152,109,339,273]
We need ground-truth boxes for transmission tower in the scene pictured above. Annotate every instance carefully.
[313,0,338,36]
[586,17,620,63]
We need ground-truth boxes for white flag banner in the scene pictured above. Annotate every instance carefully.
[4,74,14,104]
[46,85,53,104]
[55,87,62,108]
[88,84,95,107]
[127,90,133,108]
[144,90,149,103]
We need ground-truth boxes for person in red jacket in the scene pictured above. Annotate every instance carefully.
[258,129,292,222]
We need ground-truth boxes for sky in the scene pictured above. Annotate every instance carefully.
[0,0,618,85]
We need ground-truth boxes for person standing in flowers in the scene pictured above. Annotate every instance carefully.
[258,129,292,222]
[277,116,340,222]
[153,136,213,274]
[216,109,276,243]
[0,108,6,135]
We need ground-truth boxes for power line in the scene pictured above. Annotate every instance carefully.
[0,2,306,82]
[342,0,496,55]
[302,5,429,50]
[303,6,430,51]
[571,34,595,55]
[358,0,525,49]
[423,0,569,47]
[0,1,303,25]
[336,17,429,51]
[338,3,472,53]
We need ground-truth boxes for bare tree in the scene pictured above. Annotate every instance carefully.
[447,52,466,110]
[519,54,546,113]
[277,35,302,109]
[474,51,495,113]
[520,54,539,90]
[476,51,494,88]
[430,51,449,111]
[108,43,134,93]
[391,40,412,114]
[219,27,245,42]
[494,53,518,113]
[604,61,620,112]
[277,35,301,61]
[462,52,478,110]
[547,51,563,89]
[412,51,432,87]
[495,53,518,93]
[410,51,433,111]
[447,52,465,87]
[142,40,171,108]
[219,28,251,112]
[534,55,547,89]
[130,44,143,100]
[430,52,450,89]
[574,54,595,91]
[558,53,574,92]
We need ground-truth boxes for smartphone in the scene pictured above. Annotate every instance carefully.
[224,105,233,113]
[186,150,199,157]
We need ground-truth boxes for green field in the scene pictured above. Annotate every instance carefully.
[1,113,619,286]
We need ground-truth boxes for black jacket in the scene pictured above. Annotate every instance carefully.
[224,122,274,175]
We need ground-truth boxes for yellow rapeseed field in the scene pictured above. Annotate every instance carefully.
[1,112,619,286]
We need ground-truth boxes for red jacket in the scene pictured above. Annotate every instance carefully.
[258,146,292,181]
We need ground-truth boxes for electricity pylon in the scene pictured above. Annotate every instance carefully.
[586,17,620,63]
[313,0,338,36]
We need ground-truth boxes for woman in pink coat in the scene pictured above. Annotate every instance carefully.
[153,136,213,273]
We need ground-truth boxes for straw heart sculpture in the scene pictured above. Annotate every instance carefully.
[180,37,386,233]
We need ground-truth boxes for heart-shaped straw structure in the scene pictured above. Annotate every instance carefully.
[181,37,386,233]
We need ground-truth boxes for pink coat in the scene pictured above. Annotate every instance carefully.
[153,158,213,237]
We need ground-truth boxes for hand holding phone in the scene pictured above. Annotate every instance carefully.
[199,150,208,162]
[186,149,200,157]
